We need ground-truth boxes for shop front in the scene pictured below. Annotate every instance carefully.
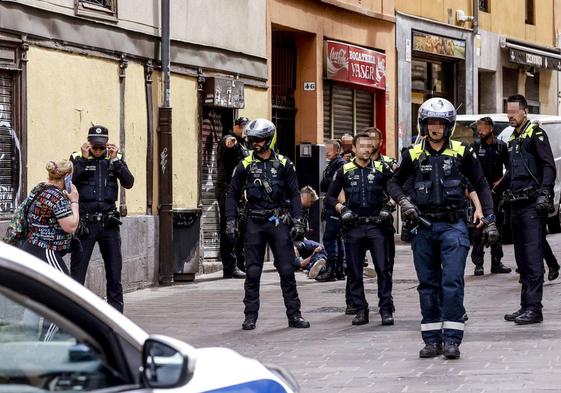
[199,77,244,266]
[323,40,387,148]
[396,12,474,150]
[500,39,561,114]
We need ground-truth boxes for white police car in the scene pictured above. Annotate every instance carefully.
[0,242,299,392]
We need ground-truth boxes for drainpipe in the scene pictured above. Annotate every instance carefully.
[145,60,154,215]
[158,0,173,285]
[119,54,128,217]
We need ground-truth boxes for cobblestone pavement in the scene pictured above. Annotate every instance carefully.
[125,233,561,393]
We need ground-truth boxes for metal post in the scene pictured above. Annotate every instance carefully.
[158,0,173,285]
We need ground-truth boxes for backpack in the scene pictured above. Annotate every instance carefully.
[3,184,48,246]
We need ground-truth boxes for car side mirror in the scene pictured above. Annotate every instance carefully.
[142,336,196,389]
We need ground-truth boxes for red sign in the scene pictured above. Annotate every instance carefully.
[325,40,386,90]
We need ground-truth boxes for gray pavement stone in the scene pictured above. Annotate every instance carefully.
[125,233,561,392]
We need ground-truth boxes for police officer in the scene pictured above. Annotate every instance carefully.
[316,139,347,282]
[70,125,134,313]
[216,116,249,279]
[498,94,556,325]
[367,127,398,276]
[388,98,497,359]
[326,131,395,326]
[225,119,310,330]
[470,117,511,276]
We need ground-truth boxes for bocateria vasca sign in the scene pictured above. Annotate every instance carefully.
[325,40,386,90]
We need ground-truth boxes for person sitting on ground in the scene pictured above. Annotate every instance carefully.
[292,239,328,279]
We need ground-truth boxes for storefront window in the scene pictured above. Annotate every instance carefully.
[410,58,455,139]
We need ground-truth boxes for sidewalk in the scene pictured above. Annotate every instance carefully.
[125,233,561,393]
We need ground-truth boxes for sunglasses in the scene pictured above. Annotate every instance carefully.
[248,137,266,143]
[91,145,107,151]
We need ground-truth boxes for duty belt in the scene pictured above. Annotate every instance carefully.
[247,209,276,219]
[421,209,465,223]
[83,211,120,224]
[356,216,384,225]
[504,187,537,203]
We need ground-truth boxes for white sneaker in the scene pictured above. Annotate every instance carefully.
[308,259,327,279]
[363,266,377,278]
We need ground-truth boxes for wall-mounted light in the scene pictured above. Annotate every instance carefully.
[456,10,475,23]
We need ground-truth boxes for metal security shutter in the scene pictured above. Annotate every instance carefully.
[355,89,374,132]
[0,72,16,214]
[200,110,223,262]
[323,82,332,141]
[332,84,353,139]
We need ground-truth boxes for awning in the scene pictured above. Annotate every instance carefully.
[501,39,561,71]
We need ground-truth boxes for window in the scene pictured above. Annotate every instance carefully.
[479,0,490,13]
[0,286,125,391]
[75,0,117,21]
[0,70,20,216]
[525,0,534,25]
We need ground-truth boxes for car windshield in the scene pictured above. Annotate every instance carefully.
[454,121,510,145]
[0,286,124,392]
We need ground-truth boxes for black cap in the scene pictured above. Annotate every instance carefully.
[235,116,249,126]
[88,125,109,145]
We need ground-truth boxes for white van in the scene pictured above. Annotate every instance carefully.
[455,114,561,234]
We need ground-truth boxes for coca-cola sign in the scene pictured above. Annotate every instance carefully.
[325,40,386,90]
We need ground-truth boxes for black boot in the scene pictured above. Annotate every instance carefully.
[419,343,442,358]
[504,308,525,322]
[242,316,257,330]
[548,264,560,281]
[491,258,511,274]
[443,342,461,359]
[224,267,246,279]
[474,265,484,276]
[352,309,369,325]
[316,264,336,282]
[288,315,311,328]
[380,309,394,326]
[514,309,543,325]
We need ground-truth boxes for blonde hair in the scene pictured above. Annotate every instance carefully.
[46,159,73,181]
[301,185,319,202]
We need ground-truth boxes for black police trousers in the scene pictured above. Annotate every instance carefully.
[471,193,504,266]
[243,217,302,319]
[511,203,546,312]
[217,190,245,273]
[344,223,393,312]
[70,221,124,313]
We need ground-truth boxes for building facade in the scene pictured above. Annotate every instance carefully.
[268,0,396,240]
[395,0,560,150]
[0,0,268,293]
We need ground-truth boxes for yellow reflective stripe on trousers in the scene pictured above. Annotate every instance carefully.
[442,321,465,330]
[420,322,443,331]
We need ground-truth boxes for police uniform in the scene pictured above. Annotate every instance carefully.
[326,157,394,324]
[377,154,398,274]
[501,120,556,321]
[70,126,134,313]
[388,138,493,347]
[319,154,346,281]
[470,137,510,273]
[226,150,305,324]
[216,130,249,277]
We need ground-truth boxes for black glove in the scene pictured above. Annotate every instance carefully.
[290,219,307,241]
[536,188,553,214]
[398,197,419,223]
[225,220,239,244]
[378,205,394,225]
[340,206,357,226]
[482,220,499,247]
